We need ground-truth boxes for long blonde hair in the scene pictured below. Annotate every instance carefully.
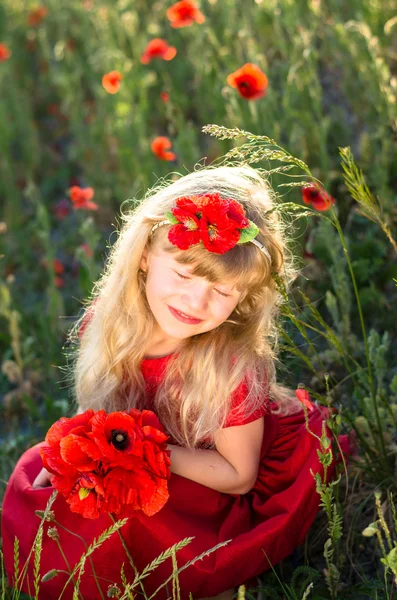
[70,165,303,448]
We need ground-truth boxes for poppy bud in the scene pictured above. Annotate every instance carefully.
[362,522,379,537]
[107,583,121,597]
[47,526,59,540]
[41,569,59,582]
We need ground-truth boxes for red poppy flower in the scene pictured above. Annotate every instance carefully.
[168,193,250,254]
[166,0,205,28]
[67,472,105,519]
[227,63,268,101]
[102,71,123,94]
[151,136,176,161]
[27,6,48,27]
[53,259,64,275]
[68,186,98,210]
[0,43,11,62]
[40,408,171,519]
[141,39,177,64]
[160,91,170,103]
[302,184,336,211]
[295,388,314,411]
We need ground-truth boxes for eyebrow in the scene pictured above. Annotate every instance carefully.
[176,266,239,293]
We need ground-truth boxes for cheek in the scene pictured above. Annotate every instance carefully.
[214,299,239,322]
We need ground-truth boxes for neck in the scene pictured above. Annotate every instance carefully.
[144,325,182,358]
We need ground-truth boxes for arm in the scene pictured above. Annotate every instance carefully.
[168,417,264,494]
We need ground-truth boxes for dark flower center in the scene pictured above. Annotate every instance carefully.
[111,429,129,450]
[239,81,250,89]
[308,189,320,199]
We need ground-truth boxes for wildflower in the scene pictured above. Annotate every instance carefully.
[167,193,253,254]
[68,186,98,210]
[40,408,171,518]
[102,71,123,94]
[27,6,48,27]
[295,387,314,411]
[302,184,336,212]
[47,526,59,540]
[0,43,11,62]
[151,136,176,161]
[160,91,170,103]
[166,0,205,28]
[227,63,268,100]
[0,222,7,233]
[141,39,177,64]
[53,259,64,276]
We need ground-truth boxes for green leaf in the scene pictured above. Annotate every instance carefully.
[237,220,259,244]
[164,211,179,224]
[78,487,91,500]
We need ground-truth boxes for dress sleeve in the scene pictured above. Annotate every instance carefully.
[223,377,269,428]
[77,301,97,340]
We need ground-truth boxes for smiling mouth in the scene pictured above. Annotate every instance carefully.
[168,306,203,323]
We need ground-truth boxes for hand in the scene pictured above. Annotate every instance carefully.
[32,467,52,488]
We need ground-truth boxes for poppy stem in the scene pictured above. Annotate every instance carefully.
[109,514,149,600]
[53,519,105,600]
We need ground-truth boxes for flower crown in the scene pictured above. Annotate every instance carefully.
[149,192,271,260]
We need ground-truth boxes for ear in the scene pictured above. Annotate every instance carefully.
[139,246,149,272]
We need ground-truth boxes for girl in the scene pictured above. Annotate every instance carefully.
[2,165,348,600]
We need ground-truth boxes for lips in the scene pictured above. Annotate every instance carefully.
[168,306,203,324]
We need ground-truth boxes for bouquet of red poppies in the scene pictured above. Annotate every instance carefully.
[40,408,171,519]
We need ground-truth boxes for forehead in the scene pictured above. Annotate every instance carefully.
[151,247,243,291]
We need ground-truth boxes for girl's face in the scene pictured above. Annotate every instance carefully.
[140,247,243,353]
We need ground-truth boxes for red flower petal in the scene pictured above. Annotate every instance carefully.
[302,184,336,211]
[151,136,176,161]
[168,223,201,249]
[199,216,241,254]
[102,71,123,94]
[166,0,205,28]
[27,7,48,27]
[59,434,100,471]
[45,410,95,446]
[0,43,12,62]
[68,186,98,211]
[226,199,249,228]
[227,63,268,100]
[295,388,314,411]
[160,91,170,103]
[141,39,177,64]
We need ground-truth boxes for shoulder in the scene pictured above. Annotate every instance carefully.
[224,373,269,428]
[78,299,98,339]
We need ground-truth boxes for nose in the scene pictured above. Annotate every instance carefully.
[181,280,210,315]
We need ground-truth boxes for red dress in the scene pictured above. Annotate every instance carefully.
[2,354,350,599]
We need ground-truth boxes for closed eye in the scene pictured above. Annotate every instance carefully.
[175,271,230,298]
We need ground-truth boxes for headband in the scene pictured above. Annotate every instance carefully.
[149,192,271,261]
